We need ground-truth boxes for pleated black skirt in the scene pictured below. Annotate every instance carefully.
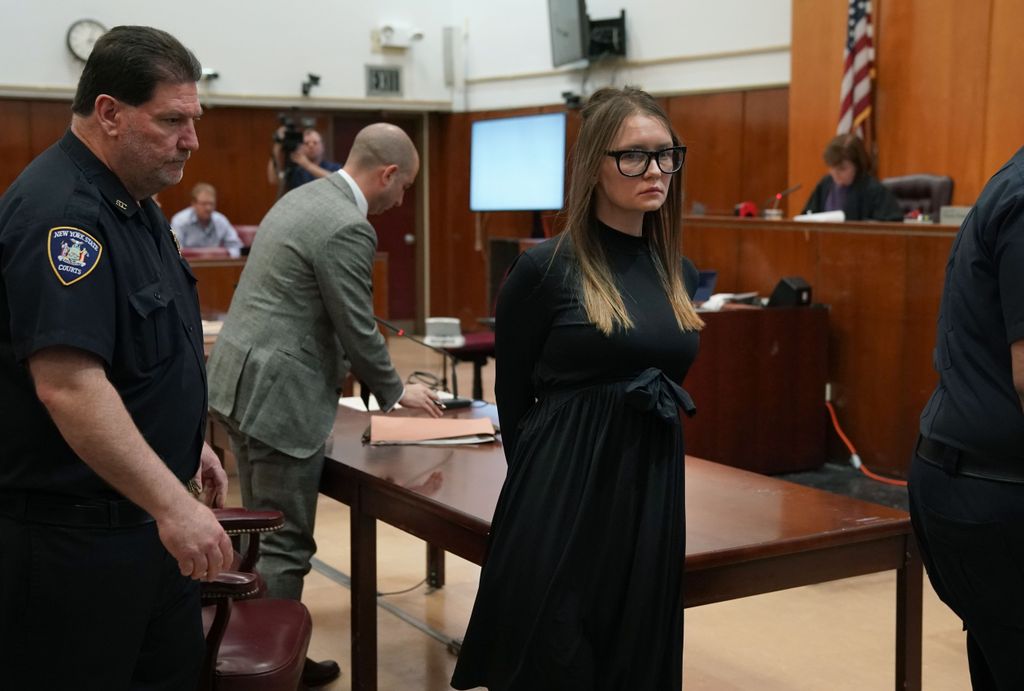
[452,375,687,691]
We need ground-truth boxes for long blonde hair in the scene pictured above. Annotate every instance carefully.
[559,86,703,335]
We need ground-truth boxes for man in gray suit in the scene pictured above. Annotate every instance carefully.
[207,122,441,686]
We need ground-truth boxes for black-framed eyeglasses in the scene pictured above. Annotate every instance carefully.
[605,146,687,177]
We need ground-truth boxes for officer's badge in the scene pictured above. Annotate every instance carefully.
[169,227,182,256]
[48,226,102,286]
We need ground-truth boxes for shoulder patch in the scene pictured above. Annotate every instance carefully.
[48,226,103,286]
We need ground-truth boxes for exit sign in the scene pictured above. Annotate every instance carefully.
[366,66,402,97]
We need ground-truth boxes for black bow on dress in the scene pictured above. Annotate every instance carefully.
[624,368,696,421]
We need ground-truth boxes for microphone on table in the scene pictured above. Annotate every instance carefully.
[769,183,803,210]
[374,316,474,409]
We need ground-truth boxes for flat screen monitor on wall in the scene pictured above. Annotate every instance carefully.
[469,112,566,212]
[548,0,588,67]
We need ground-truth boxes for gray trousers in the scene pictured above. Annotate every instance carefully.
[220,416,325,601]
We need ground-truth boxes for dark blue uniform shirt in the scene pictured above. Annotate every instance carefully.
[0,130,207,499]
[920,145,1024,459]
[284,159,341,192]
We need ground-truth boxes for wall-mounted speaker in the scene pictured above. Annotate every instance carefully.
[768,276,812,307]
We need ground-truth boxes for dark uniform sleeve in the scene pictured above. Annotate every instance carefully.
[993,191,1024,345]
[494,251,551,463]
[1,190,116,365]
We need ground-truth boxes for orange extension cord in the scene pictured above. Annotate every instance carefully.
[825,401,908,487]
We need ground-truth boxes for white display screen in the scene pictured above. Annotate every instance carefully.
[470,112,566,212]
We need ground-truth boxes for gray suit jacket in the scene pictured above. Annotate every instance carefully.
[207,174,403,458]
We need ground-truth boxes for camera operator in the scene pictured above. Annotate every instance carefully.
[266,125,341,195]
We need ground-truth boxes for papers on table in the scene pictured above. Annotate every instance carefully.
[340,395,384,411]
[367,415,497,446]
[339,391,470,412]
[698,292,761,312]
[793,210,845,223]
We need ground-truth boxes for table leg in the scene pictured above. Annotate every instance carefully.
[472,360,484,401]
[427,543,446,588]
[895,536,923,691]
[351,490,378,691]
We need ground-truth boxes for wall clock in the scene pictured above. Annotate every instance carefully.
[66,19,107,62]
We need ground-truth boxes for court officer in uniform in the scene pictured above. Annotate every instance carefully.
[910,144,1024,690]
[0,26,232,690]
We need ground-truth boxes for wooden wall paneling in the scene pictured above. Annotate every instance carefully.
[899,231,954,465]
[788,0,846,215]
[816,231,912,474]
[0,100,32,192]
[735,225,819,297]
[682,224,742,292]
[684,217,953,477]
[683,219,818,297]
[428,112,454,319]
[874,0,992,205]
[188,258,247,315]
[168,106,282,225]
[683,306,828,474]
[28,100,72,153]
[982,0,1024,177]
[429,111,486,325]
[740,88,790,215]
[426,112,446,323]
[667,92,744,215]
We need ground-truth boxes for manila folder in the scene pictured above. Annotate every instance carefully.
[369,415,496,445]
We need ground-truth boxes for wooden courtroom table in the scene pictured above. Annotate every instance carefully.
[319,405,922,691]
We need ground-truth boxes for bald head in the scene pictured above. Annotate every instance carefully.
[345,123,418,174]
[342,123,420,215]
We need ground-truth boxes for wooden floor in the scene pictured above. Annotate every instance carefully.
[224,337,972,690]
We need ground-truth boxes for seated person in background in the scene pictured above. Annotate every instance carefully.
[267,127,342,195]
[803,133,903,221]
[171,182,243,257]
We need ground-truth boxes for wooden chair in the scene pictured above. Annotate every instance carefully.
[199,509,312,691]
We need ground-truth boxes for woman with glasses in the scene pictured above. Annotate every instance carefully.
[452,86,703,691]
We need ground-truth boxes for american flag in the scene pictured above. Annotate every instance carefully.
[836,0,875,137]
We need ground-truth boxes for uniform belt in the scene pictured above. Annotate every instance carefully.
[0,491,155,528]
[915,435,1024,485]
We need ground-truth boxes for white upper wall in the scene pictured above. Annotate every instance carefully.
[0,1,790,112]
[459,0,790,109]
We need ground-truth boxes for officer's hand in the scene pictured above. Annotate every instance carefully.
[157,500,234,582]
[194,442,228,509]
[400,383,445,418]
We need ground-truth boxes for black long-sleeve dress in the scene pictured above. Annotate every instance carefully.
[451,221,700,691]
